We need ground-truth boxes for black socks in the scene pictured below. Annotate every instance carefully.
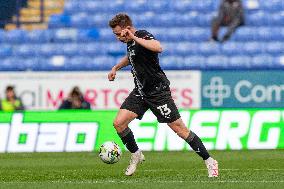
[185,131,210,160]
[118,127,210,160]
[118,128,139,153]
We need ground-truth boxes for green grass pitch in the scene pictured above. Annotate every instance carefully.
[0,150,283,189]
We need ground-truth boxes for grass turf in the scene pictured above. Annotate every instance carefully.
[0,150,283,189]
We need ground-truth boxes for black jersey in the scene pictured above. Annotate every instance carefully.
[127,30,170,97]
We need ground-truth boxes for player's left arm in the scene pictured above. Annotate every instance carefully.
[122,29,163,53]
[133,36,162,53]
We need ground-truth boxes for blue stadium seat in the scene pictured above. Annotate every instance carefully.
[146,0,169,12]
[106,42,125,57]
[190,0,215,12]
[221,42,244,55]
[206,55,229,69]
[251,54,275,69]
[153,13,178,27]
[77,28,100,42]
[265,42,284,56]
[243,42,265,55]
[160,56,184,70]
[133,12,157,27]
[1,0,284,71]
[22,57,42,71]
[175,42,200,56]
[13,44,38,57]
[91,56,116,70]
[198,42,221,56]
[196,13,214,26]
[87,14,112,28]
[3,29,27,43]
[269,12,284,26]
[179,12,199,26]
[26,30,53,43]
[256,27,279,41]
[229,56,251,69]
[184,56,206,69]
[0,58,25,71]
[233,27,256,41]
[53,28,78,42]
[0,30,6,43]
[70,13,89,28]
[247,11,269,26]
[260,0,284,11]
[0,44,12,57]
[38,44,63,57]
[124,0,148,12]
[98,28,115,41]
[49,14,71,28]
[64,56,91,70]
[184,27,209,42]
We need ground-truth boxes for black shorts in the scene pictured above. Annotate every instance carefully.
[120,89,181,123]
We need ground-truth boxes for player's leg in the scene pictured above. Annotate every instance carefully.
[113,109,139,153]
[114,90,148,176]
[148,92,218,177]
[167,118,218,177]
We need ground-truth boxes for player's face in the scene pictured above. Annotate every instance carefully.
[112,25,131,43]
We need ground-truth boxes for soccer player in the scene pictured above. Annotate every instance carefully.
[108,13,219,177]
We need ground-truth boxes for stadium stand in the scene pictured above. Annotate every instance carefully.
[0,0,283,71]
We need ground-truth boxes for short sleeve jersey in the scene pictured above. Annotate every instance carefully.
[127,30,170,97]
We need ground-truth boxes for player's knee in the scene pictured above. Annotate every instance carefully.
[113,120,121,129]
[113,119,126,132]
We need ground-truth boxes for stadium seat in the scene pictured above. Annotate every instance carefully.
[221,42,244,55]
[49,14,71,28]
[0,58,26,71]
[260,0,284,11]
[229,56,251,69]
[242,42,265,55]
[0,44,12,57]
[247,11,269,26]
[233,27,257,41]
[251,54,275,69]
[0,0,283,71]
[206,55,229,69]
[13,44,38,57]
[3,29,27,43]
[174,42,200,56]
[184,27,209,42]
[184,56,206,69]
[265,42,284,56]
[198,42,221,56]
[160,56,184,70]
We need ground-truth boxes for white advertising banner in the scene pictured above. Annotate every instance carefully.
[0,71,201,110]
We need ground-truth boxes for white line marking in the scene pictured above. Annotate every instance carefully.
[142,168,284,172]
[0,180,284,184]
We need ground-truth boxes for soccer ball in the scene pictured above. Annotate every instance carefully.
[99,141,122,164]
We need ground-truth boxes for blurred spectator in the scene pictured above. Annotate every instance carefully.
[0,85,24,112]
[210,0,245,42]
[59,86,91,110]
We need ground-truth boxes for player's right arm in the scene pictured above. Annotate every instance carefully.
[108,55,129,81]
